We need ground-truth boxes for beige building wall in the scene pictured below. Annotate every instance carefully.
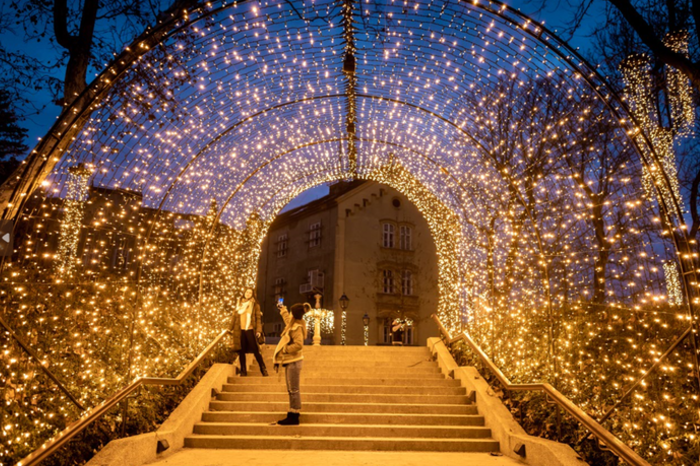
[257,200,338,337]
[333,183,438,345]
[257,181,438,345]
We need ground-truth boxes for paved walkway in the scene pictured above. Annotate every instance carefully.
[146,449,524,466]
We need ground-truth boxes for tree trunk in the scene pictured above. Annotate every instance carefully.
[608,0,700,91]
[592,202,611,306]
[689,168,700,242]
[54,0,99,108]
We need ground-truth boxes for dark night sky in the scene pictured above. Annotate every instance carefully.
[2,0,605,210]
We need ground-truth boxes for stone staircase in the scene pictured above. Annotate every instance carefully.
[184,345,500,452]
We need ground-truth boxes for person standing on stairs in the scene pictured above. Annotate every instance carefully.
[232,288,268,376]
[272,302,310,426]
[391,318,406,346]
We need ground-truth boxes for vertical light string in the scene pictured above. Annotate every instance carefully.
[55,163,91,279]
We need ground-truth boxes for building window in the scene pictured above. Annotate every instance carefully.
[383,318,393,344]
[405,325,414,345]
[383,269,395,294]
[274,277,285,297]
[399,225,412,250]
[277,233,288,258]
[309,222,322,248]
[382,223,395,248]
[300,269,324,293]
[402,270,413,295]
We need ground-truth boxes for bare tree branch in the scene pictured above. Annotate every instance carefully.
[52,0,74,49]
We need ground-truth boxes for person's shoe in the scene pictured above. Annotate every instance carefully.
[275,412,300,425]
[261,366,269,377]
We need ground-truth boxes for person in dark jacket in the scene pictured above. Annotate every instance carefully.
[391,318,406,346]
[231,288,268,376]
[272,302,310,425]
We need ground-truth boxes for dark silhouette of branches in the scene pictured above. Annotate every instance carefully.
[3,0,195,113]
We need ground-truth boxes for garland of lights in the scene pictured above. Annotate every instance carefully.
[340,310,346,345]
[663,261,683,307]
[620,52,686,209]
[303,309,335,336]
[55,164,91,279]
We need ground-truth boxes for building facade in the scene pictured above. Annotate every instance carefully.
[256,181,439,345]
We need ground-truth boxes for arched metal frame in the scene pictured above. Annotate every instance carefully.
[180,95,559,365]
[5,0,698,388]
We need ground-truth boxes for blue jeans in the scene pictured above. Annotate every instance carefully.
[284,360,302,411]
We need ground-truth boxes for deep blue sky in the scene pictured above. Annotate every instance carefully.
[3,0,604,211]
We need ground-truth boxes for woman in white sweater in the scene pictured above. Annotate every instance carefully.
[233,288,268,376]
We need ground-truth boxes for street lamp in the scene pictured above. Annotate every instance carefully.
[339,294,349,346]
[362,313,370,346]
[307,293,333,346]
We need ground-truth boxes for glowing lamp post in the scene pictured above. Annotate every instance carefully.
[339,293,349,346]
[306,293,333,347]
[362,313,370,346]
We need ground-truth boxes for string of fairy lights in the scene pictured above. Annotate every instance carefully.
[1,1,697,465]
[54,164,92,279]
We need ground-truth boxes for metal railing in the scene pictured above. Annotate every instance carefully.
[431,314,650,466]
[17,329,232,466]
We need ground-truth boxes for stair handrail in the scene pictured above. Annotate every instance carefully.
[431,314,650,466]
[17,329,233,466]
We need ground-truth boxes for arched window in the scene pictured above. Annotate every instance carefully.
[382,223,395,248]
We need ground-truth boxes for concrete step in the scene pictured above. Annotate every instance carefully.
[220,383,465,396]
[227,376,460,387]
[214,392,469,405]
[250,362,437,370]
[253,354,432,361]
[188,345,497,456]
[242,368,443,378]
[184,434,500,452]
[145,448,528,466]
[241,369,445,377]
[251,362,440,371]
[192,423,492,439]
[287,347,429,354]
[201,411,486,426]
[208,401,479,415]
[262,356,434,362]
[251,359,436,365]
[254,352,432,359]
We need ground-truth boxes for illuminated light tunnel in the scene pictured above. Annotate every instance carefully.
[1,1,698,464]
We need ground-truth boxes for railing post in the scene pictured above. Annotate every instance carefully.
[120,398,128,437]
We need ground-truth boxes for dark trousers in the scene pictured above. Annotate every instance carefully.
[239,329,266,375]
